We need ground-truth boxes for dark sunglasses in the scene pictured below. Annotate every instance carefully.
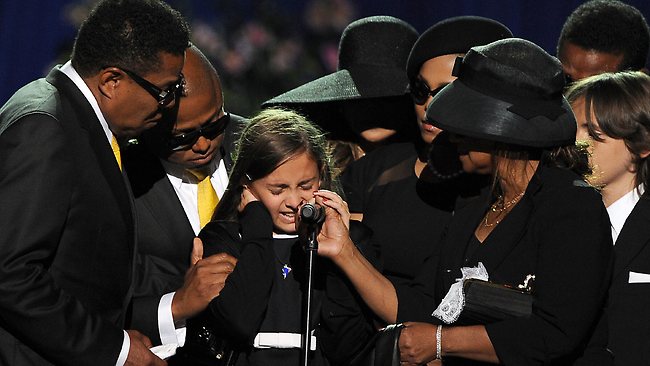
[168,112,231,151]
[121,68,185,107]
[409,77,448,106]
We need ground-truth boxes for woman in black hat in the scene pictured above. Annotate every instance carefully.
[317,38,612,365]
[263,15,420,152]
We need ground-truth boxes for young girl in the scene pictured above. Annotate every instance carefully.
[567,71,650,366]
[182,108,373,366]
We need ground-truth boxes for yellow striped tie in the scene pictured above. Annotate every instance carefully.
[111,135,122,171]
[190,170,219,228]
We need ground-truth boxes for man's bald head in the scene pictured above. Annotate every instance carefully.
[146,44,229,169]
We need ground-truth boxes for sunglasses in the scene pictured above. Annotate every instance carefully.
[121,68,185,107]
[409,77,448,106]
[168,112,231,151]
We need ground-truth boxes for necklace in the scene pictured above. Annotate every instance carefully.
[273,236,296,279]
[482,191,525,227]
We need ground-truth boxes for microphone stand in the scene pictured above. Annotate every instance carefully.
[299,205,322,366]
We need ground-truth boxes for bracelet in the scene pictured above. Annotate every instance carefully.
[435,324,442,360]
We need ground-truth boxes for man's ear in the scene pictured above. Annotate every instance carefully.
[97,67,125,99]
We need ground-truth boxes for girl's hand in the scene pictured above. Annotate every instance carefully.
[238,185,258,213]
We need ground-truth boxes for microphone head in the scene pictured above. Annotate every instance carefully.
[300,203,325,224]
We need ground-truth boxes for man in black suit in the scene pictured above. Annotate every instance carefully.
[124,45,245,349]
[0,1,189,365]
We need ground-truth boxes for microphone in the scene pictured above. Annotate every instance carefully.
[299,203,323,252]
[299,203,325,225]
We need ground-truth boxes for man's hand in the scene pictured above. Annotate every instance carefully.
[125,330,166,365]
[171,238,237,322]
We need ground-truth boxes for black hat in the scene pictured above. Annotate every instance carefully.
[406,16,512,82]
[264,16,418,105]
[425,38,576,148]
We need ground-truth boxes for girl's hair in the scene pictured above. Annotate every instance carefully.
[565,71,650,189]
[214,108,339,221]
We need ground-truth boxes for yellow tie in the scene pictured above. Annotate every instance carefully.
[111,135,122,171]
[190,170,219,228]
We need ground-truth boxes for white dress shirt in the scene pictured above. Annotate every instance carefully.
[606,185,644,244]
[154,155,228,349]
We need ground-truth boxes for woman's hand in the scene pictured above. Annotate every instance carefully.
[313,190,353,259]
[238,185,258,213]
[399,322,438,365]
[314,190,350,229]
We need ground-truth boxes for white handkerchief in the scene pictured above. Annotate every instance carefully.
[628,271,650,283]
[432,262,489,323]
[150,343,178,360]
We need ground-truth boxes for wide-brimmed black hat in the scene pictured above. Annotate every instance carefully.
[264,16,417,105]
[425,38,576,148]
[406,16,512,82]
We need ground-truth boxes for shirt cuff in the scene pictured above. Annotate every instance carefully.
[158,292,180,345]
[115,331,129,366]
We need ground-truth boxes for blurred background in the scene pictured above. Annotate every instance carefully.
[2,0,650,117]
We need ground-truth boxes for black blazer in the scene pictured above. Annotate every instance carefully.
[124,114,247,344]
[187,203,375,366]
[0,67,135,365]
[396,166,613,365]
[606,195,650,365]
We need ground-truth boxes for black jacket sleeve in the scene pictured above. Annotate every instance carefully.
[199,202,276,343]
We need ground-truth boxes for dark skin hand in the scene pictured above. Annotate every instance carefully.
[125,329,167,366]
[172,238,237,322]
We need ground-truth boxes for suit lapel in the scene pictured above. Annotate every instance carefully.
[479,193,534,272]
[613,196,650,279]
[142,172,195,244]
[46,68,134,233]
[125,146,196,247]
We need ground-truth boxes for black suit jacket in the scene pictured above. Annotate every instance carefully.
[396,166,613,365]
[0,67,135,365]
[605,195,650,365]
[124,114,247,344]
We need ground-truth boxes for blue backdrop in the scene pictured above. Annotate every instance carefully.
[2,0,650,110]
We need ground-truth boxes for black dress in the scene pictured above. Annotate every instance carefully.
[181,202,374,366]
[396,165,613,365]
[342,142,482,291]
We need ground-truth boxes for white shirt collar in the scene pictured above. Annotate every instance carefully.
[273,233,298,239]
[162,151,222,189]
[607,185,644,244]
[59,61,113,144]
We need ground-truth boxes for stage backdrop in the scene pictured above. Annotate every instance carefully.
[2,0,649,116]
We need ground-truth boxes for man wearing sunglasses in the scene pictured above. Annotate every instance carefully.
[0,1,189,365]
[123,45,247,354]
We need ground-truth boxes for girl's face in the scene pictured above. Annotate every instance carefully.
[573,96,637,190]
[248,152,321,234]
[414,54,460,144]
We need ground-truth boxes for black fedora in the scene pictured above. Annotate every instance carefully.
[425,38,576,148]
